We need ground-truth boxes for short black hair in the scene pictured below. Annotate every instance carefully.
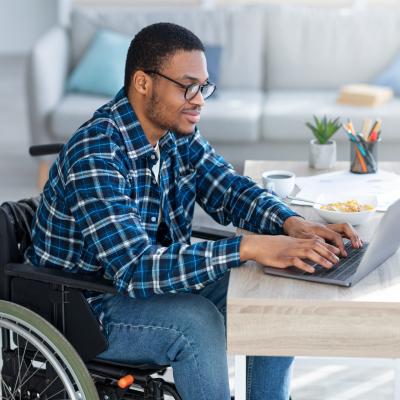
[124,22,205,92]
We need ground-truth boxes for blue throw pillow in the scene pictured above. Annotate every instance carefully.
[204,45,222,88]
[373,53,400,96]
[66,29,131,98]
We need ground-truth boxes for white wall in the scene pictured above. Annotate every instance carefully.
[0,0,69,54]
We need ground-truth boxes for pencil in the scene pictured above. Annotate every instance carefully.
[347,119,356,135]
[361,118,372,140]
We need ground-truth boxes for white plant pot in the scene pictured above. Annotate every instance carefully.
[309,139,336,169]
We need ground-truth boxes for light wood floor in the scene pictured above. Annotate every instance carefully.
[0,55,396,399]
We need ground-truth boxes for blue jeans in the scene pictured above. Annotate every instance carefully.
[98,271,293,399]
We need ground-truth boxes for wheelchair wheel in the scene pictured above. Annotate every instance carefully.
[0,300,99,399]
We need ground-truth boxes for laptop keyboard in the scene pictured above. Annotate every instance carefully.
[302,240,369,281]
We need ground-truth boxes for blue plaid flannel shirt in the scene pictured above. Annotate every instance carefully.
[26,88,299,319]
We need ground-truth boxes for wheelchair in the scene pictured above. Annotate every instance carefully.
[0,143,235,400]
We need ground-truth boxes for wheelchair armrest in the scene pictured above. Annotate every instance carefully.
[29,143,64,156]
[191,225,235,241]
[5,263,117,294]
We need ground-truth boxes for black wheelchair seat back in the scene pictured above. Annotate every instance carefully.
[0,207,20,299]
[0,199,108,361]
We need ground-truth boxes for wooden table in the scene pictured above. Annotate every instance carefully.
[227,161,400,398]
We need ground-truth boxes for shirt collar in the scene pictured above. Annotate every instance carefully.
[111,88,176,162]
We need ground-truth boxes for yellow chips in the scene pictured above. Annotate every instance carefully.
[321,200,374,213]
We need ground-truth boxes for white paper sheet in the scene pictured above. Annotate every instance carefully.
[292,170,400,211]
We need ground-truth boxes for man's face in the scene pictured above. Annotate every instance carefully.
[144,50,208,136]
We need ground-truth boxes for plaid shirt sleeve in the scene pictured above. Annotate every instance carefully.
[65,156,242,298]
[190,131,300,234]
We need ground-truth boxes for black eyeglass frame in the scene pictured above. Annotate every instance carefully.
[144,70,216,101]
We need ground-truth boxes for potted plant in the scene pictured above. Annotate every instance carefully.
[306,115,341,169]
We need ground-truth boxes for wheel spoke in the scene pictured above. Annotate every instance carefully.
[16,359,46,390]
[13,347,40,396]
[1,377,16,400]
[12,332,21,395]
[11,331,29,396]
[38,375,61,398]
[44,386,71,400]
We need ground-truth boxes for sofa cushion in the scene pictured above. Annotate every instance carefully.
[199,90,263,143]
[49,93,108,139]
[264,6,400,90]
[66,29,130,98]
[261,90,400,142]
[373,52,400,96]
[69,7,264,90]
[204,45,222,87]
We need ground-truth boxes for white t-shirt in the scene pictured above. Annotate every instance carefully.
[152,141,161,183]
[152,142,162,223]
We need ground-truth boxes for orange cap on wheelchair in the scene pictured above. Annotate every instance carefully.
[118,374,135,389]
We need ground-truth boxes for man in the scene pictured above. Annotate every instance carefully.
[27,23,361,400]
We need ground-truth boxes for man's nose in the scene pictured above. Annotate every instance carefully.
[189,89,205,107]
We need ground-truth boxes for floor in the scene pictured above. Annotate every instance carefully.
[0,54,397,399]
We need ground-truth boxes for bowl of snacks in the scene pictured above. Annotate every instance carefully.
[313,194,377,225]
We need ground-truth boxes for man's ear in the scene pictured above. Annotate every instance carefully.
[132,71,151,95]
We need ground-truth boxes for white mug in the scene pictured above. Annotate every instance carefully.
[262,170,296,198]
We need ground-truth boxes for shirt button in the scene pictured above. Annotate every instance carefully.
[151,216,157,222]
[151,155,156,160]
[152,179,157,184]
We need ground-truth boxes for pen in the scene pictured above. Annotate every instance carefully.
[368,119,381,142]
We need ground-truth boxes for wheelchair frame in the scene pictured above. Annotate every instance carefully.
[0,143,235,400]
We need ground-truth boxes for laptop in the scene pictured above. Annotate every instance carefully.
[263,198,400,287]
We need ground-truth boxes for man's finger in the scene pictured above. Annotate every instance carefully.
[301,232,326,242]
[314,225,347,257]
[290,257,315,273]
[314,241,341,264]
[328,223,362,248]
[321,241,341,256]
[297,247,336,269]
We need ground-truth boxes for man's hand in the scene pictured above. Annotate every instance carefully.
[282,216,362,257]
[240,234,340,273]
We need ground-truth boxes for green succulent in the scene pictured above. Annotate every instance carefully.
[306,115,341,145]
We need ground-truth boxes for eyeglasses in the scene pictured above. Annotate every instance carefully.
[144,70,216,101]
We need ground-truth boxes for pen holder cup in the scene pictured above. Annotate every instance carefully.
[350,139,379,174]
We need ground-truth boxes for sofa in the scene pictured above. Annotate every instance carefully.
[27,4,400,178]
